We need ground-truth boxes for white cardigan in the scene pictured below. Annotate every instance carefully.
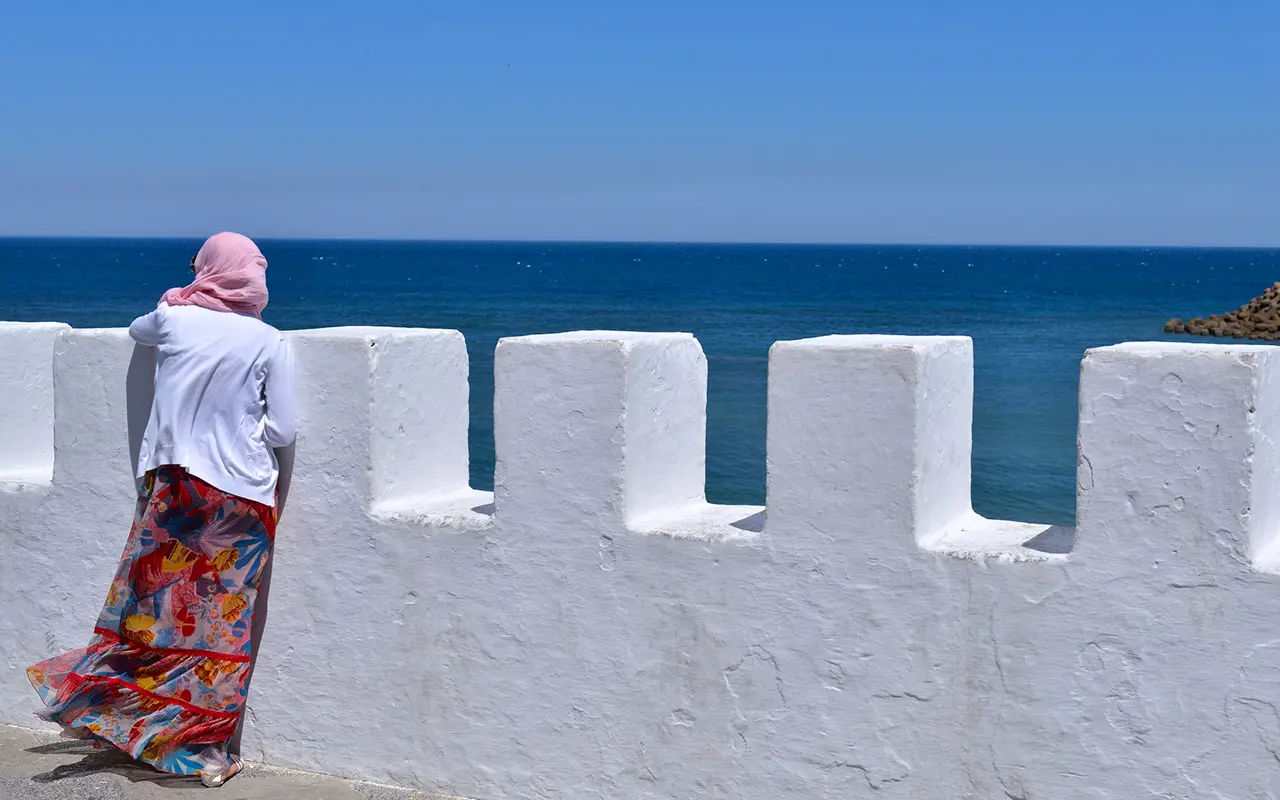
[129,303,296,505]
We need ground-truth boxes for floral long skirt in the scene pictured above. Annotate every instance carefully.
[27,465,275,776]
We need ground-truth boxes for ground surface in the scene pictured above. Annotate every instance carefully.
[0,725,459,800]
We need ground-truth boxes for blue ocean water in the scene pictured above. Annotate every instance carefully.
[3,238,1277,526]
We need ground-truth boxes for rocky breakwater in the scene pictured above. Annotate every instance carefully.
[1166,283,1280,340]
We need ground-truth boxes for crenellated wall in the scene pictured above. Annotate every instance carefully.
[2,321,1279,799]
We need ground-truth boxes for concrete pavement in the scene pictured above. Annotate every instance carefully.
[0,725,462,799]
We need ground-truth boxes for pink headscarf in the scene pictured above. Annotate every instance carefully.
[161,232,269,318]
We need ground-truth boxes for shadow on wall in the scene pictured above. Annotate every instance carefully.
[124,342,296,758]
[125,345,155,475]
[1023,525,1075,554]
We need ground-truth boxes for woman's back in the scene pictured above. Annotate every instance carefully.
[31,232,293,787]
[130,302,295,505]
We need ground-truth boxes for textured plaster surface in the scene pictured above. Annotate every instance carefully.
[2,324,1279,799]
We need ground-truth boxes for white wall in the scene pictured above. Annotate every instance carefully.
[2,323,1278,799]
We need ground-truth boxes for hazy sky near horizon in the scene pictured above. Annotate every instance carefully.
[2,1,1275,245]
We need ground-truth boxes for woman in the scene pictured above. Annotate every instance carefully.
[27,232,296,787]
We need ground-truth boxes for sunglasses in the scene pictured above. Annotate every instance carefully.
[190,255,197,273]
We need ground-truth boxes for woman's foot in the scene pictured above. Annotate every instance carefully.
[199,756,244,788]
[58,726,102,748]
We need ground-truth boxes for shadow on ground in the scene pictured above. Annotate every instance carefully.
[24,739,198,789]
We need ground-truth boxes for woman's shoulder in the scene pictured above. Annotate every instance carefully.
[168,305,283,341]
[246,316,282,335]
[241,316,286,348]
[244,317,288,351]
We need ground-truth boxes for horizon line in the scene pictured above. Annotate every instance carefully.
[0,234,1277,252]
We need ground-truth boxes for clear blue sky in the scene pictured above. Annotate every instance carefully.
[2,1,1275,245]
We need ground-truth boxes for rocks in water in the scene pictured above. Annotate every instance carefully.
[1166,282,1280,341]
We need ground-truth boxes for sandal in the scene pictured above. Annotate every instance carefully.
[199,756,244,788]
[58,726,103,749]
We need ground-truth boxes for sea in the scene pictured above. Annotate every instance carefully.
[3,238,1277,527]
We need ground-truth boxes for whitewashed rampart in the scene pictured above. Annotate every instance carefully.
[2,321,1279,799]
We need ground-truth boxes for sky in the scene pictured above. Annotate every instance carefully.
[1,1,1276,245]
